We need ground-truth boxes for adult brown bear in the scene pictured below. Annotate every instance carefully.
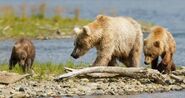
[71,15,143,67]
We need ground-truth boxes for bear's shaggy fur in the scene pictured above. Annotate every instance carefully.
[144,26,176,73]
[71,15,143,67]
[9,38,35,73]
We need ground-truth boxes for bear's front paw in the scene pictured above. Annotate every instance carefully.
[157,62,166,73]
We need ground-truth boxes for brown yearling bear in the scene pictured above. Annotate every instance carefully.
[9,38,35,73]
[144,26,176,74]
[71,15,143,67]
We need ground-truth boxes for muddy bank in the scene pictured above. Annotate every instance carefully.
[0,68,185,97]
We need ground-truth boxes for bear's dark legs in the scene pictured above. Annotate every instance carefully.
[21,64,26,73]
[23,58,33,73]
[171,61,176,71]
[107,57,117,66]
[151,57,158,69]
[9,59,17,70]
[158,52,175,74]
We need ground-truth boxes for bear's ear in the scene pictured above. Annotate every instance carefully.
[153,41,160,48]
[73,27,83,35]
[96,15,108,22]
[83,26,91,35]
[14,43,21,49]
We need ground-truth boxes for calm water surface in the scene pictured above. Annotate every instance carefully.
[0,0,184,65]
[0,37,184,66]
[64,90,185,98]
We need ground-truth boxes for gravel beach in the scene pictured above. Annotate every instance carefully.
[0,69,185,98]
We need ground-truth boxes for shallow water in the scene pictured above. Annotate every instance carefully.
[0,0,185,65]
[0,38,96,64]
[0,37,185,66]
[64,90,185,98]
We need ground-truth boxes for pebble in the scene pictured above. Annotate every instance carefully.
[0,85,5,89]
[19,87,25,92]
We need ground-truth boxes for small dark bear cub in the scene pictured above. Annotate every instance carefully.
[9,38,35,73]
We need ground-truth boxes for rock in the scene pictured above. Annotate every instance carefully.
[0,95,5,98]
[19,87,25,92]
[81,78,89,82]
[183,79,185,83]
[0,84,5,88]
[10,92,26,98]
[93,90,104,95]
[170,85,183,91]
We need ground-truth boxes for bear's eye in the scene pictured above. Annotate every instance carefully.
[76,42,83,48]
[22,57,26,60]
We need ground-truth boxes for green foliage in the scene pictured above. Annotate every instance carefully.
[0,15,154,40]
[0,60,89,80]
[0,16,91,40]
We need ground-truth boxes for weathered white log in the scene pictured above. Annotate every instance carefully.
[54,67,166,84]
[64,67,119,77]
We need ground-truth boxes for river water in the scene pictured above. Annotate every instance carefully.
[0,0,185,65]
[64,90,185,98]
[0,37,185,66]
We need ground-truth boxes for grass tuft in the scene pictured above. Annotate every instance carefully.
[0,60,89,80]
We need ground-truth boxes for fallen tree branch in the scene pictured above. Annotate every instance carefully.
[55,67,167,84]
[64,67,75,73]
[0,71,31,84]
[64,67,119,77]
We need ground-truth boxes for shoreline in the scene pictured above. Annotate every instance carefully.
[0,68,185,97]
[0,35,73,41]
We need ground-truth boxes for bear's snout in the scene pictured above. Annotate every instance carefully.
[19,60,25,66]
[71,53,79,59]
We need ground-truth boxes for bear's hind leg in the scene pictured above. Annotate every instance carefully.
[25,58,32,73]
[128,32,142,67]
[128,45,142,67]
[128,55,140,67]
[108,57,117,66]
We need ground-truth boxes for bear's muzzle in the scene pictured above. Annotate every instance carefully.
[71,53,79,59]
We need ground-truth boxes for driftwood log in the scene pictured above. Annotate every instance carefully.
[64,67,119,77]
[54,67,169,84]
[0,71,31,84]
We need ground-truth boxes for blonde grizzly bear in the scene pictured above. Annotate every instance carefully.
[71,15,143,67]
[144,26,176,73]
